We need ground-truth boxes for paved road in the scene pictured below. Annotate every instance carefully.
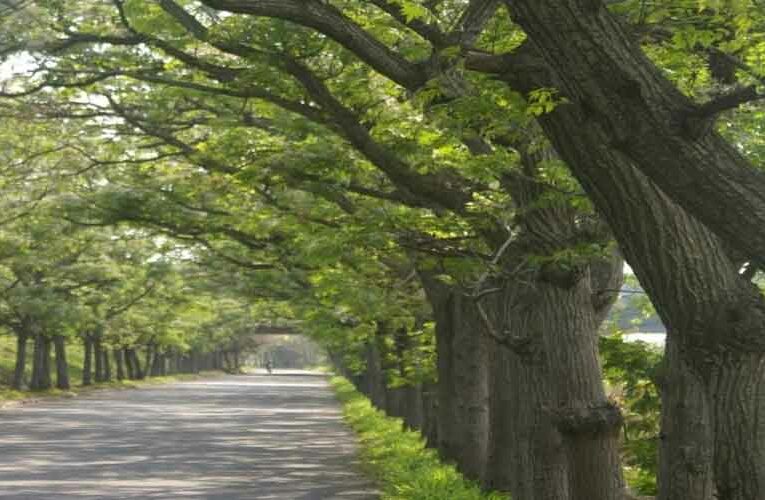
[0,372,379,499]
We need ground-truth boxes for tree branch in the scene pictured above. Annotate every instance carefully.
[696,85,764,118]
[366,0,447,46]
[197,0,427,89]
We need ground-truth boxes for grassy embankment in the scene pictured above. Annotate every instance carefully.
[0,335,219,403]
[331,376,508,500]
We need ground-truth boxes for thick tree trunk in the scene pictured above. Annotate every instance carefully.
[127,348,144,380]
[94,337,104,383]
[124,348,134,380]
[505,0,765,262]
[485,53,765,497]
[480,271,624,500]
[53,336,70,390]
[468,37,745,498]
[401,384,424,431]
[364,331,387,411]
[537,279,624,500]
[41,336,52,389]
[144,344,154,378]
[658,338,715,499]
[449,292,490,483]
[540,105,763,500]
[12,332,28,390]
[385,327,423,427]
[485,342,534,496]
[102,348,111,382]
[426,284,459,464]
[419,275,490,482]
[82,336,94,386]
[31,335,43,390]
[160,353,167,375]
[384,387,404,420]
[150,352,161,377]
[114,348,126,381]
[30,334,52,391]
[421,383,439,449]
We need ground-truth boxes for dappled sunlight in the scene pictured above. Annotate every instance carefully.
[0,374,378,499]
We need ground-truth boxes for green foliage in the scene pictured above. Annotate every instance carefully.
[331,376,508,500]
[2,2,763,495]
[600,334,663,496]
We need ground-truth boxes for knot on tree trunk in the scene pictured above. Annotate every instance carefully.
[552,403,623,436]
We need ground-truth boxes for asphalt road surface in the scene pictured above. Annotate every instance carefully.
[0,371,379,499]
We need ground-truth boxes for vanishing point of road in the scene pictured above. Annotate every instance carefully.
[0,371,379,499]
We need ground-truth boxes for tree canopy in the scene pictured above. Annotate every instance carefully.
[1,1,764,499]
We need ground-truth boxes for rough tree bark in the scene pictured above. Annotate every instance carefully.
[12,331,27,390]
[41,336,52,389]
[30,333,51,391]
[150,351,162,377]
[144,344,154,378]
[421,382,439,449]
[505,0,765,262]
[127,348,144,379]
[364,324,388,412]
[418,273,490,483]
[114,348,125,381]
[658,338,715,499]
[82,335,94,386]
[94,336,104,383]
[102,348,111,382]
[478,49,765,498]
[53,335,70,390]
[479,257,624,500]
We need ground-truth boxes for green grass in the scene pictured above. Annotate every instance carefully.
[331,376,508,500]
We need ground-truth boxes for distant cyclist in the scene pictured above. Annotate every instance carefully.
[265,359,273,375]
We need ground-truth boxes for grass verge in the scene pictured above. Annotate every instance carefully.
[331,376,508,500]
[0,371,224,407]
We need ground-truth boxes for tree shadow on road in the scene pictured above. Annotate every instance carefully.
[0,375,378,499]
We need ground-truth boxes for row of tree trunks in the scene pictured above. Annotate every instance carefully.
[12,333,70,391]
[82,335,113,384]
[12,330,228,390]
[125,348,144,380]
[465,17,765,498]
[348,234,620,498]
[343,348,437,443]
[511,68,761,500]
[415,275,490,482]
